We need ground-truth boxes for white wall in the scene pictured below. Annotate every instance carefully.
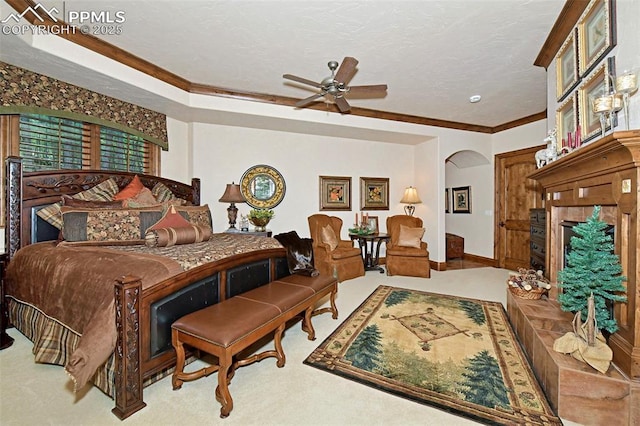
[190,123,417,238]
[159,118,543,263]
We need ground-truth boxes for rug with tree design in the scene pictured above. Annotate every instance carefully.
[304,285,561,425]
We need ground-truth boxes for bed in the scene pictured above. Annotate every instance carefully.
[1,156,288,419]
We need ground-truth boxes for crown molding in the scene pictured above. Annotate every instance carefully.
[534,0,590,69]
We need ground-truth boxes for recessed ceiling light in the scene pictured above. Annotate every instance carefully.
[469,95,482,103]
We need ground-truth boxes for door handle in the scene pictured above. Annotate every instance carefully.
[499,221,505,227]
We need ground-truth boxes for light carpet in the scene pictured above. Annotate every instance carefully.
[0,267,579,425]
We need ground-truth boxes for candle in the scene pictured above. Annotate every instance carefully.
[355,213,358,226]
[576,125,581,147]
[592,95,614,113]
[567,132,573,149]
[611,93,624,111]
[616,73,638,93]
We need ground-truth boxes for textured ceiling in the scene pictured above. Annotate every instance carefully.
[1,0,565,128]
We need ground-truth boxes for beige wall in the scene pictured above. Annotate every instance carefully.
[160,117,544,262]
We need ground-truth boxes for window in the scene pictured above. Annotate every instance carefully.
[100,127,148,173]
[19,114,89,171]
[7,114,158,174]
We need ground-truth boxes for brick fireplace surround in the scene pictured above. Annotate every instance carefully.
[509,130,640,424]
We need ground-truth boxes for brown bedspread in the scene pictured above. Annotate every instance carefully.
[4,234,283,390]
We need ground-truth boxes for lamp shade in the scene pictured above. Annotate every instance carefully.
[218,182,245,203]
[400,186,422,204]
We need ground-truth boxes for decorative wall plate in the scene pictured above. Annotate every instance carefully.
[240,164,286,209]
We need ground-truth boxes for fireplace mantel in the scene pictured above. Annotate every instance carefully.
[528,129,640,381]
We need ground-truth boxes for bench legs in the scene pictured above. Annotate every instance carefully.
[172,322,287,419]
[301,288,339,340]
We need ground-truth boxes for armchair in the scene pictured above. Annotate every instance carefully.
[385,215,431,278]
[308,214,365,282]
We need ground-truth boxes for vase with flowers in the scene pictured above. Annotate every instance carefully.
[247,209,274,232]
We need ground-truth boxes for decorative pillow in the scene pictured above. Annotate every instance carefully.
[60,206,163,243]
[122,187,159,207]
[61,195,124,209]
[397,224,425,248]
[320,224,339,251]
[113,175,145,201]
[171,204,213,230]
[145,225,212,248]
[152,181,175,201]
[148,205,192,230]
[36,178,120,229]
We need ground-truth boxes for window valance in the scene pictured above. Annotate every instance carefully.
[0,62,168,150]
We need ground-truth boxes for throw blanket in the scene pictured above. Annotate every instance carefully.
[4,234,283,390]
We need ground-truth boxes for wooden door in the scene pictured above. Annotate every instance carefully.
[494,146,544,271]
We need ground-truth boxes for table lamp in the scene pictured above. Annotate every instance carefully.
[400,186,421,216]
[219,182,245,232]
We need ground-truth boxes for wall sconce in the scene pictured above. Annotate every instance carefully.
[615,68,638,131]
[218,182,245,232]
[400,186,421,216]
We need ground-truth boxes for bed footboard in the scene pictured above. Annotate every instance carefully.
[112,275,146,420]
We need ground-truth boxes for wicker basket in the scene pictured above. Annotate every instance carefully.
[508,284,548,300]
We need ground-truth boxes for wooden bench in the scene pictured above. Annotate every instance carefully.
[171,273,338,418]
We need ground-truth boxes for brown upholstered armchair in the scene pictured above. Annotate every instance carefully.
[385,215,431,278]
[308,214,365,282]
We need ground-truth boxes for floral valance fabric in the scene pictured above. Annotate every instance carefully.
[0,62,168,150]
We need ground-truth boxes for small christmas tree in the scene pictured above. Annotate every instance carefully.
[558,206,626,334]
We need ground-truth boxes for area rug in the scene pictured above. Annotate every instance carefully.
[304,285,561,425]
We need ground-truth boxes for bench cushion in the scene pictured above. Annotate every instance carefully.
[273,273,336,293]
[238,282,313,313]
[172,297,280,348]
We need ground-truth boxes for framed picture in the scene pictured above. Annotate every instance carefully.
[452,186,471,214]
[556,28,578,101]
[367,215,379,234]
[359,177,389,210]
[319,176,351,211]
[578,0,616,77]
[445,188,450,213]
[556,92,578,148]
[578,60,612,143]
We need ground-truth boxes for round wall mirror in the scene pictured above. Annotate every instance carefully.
[240,164,286,209]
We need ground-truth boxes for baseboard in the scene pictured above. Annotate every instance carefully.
[430,260,446,271]
[461,253,498,267]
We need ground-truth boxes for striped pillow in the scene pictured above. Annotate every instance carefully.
[36,178,120,229]
[145,225,211,247]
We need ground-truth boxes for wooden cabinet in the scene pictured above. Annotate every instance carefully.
[445,233,464,259]
[529,208,545,274]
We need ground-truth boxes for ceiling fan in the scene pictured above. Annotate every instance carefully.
[283,57,387,113]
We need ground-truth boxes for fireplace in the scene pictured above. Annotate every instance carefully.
[528,130,640,381]
[560,220,616,325]
[560,220,615,268]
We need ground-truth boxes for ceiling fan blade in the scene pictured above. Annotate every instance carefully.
[334,57,358,83]
[283,74,322,88]
[334,96,351,113]
[347,84,388,95]
[295,93,324,108]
